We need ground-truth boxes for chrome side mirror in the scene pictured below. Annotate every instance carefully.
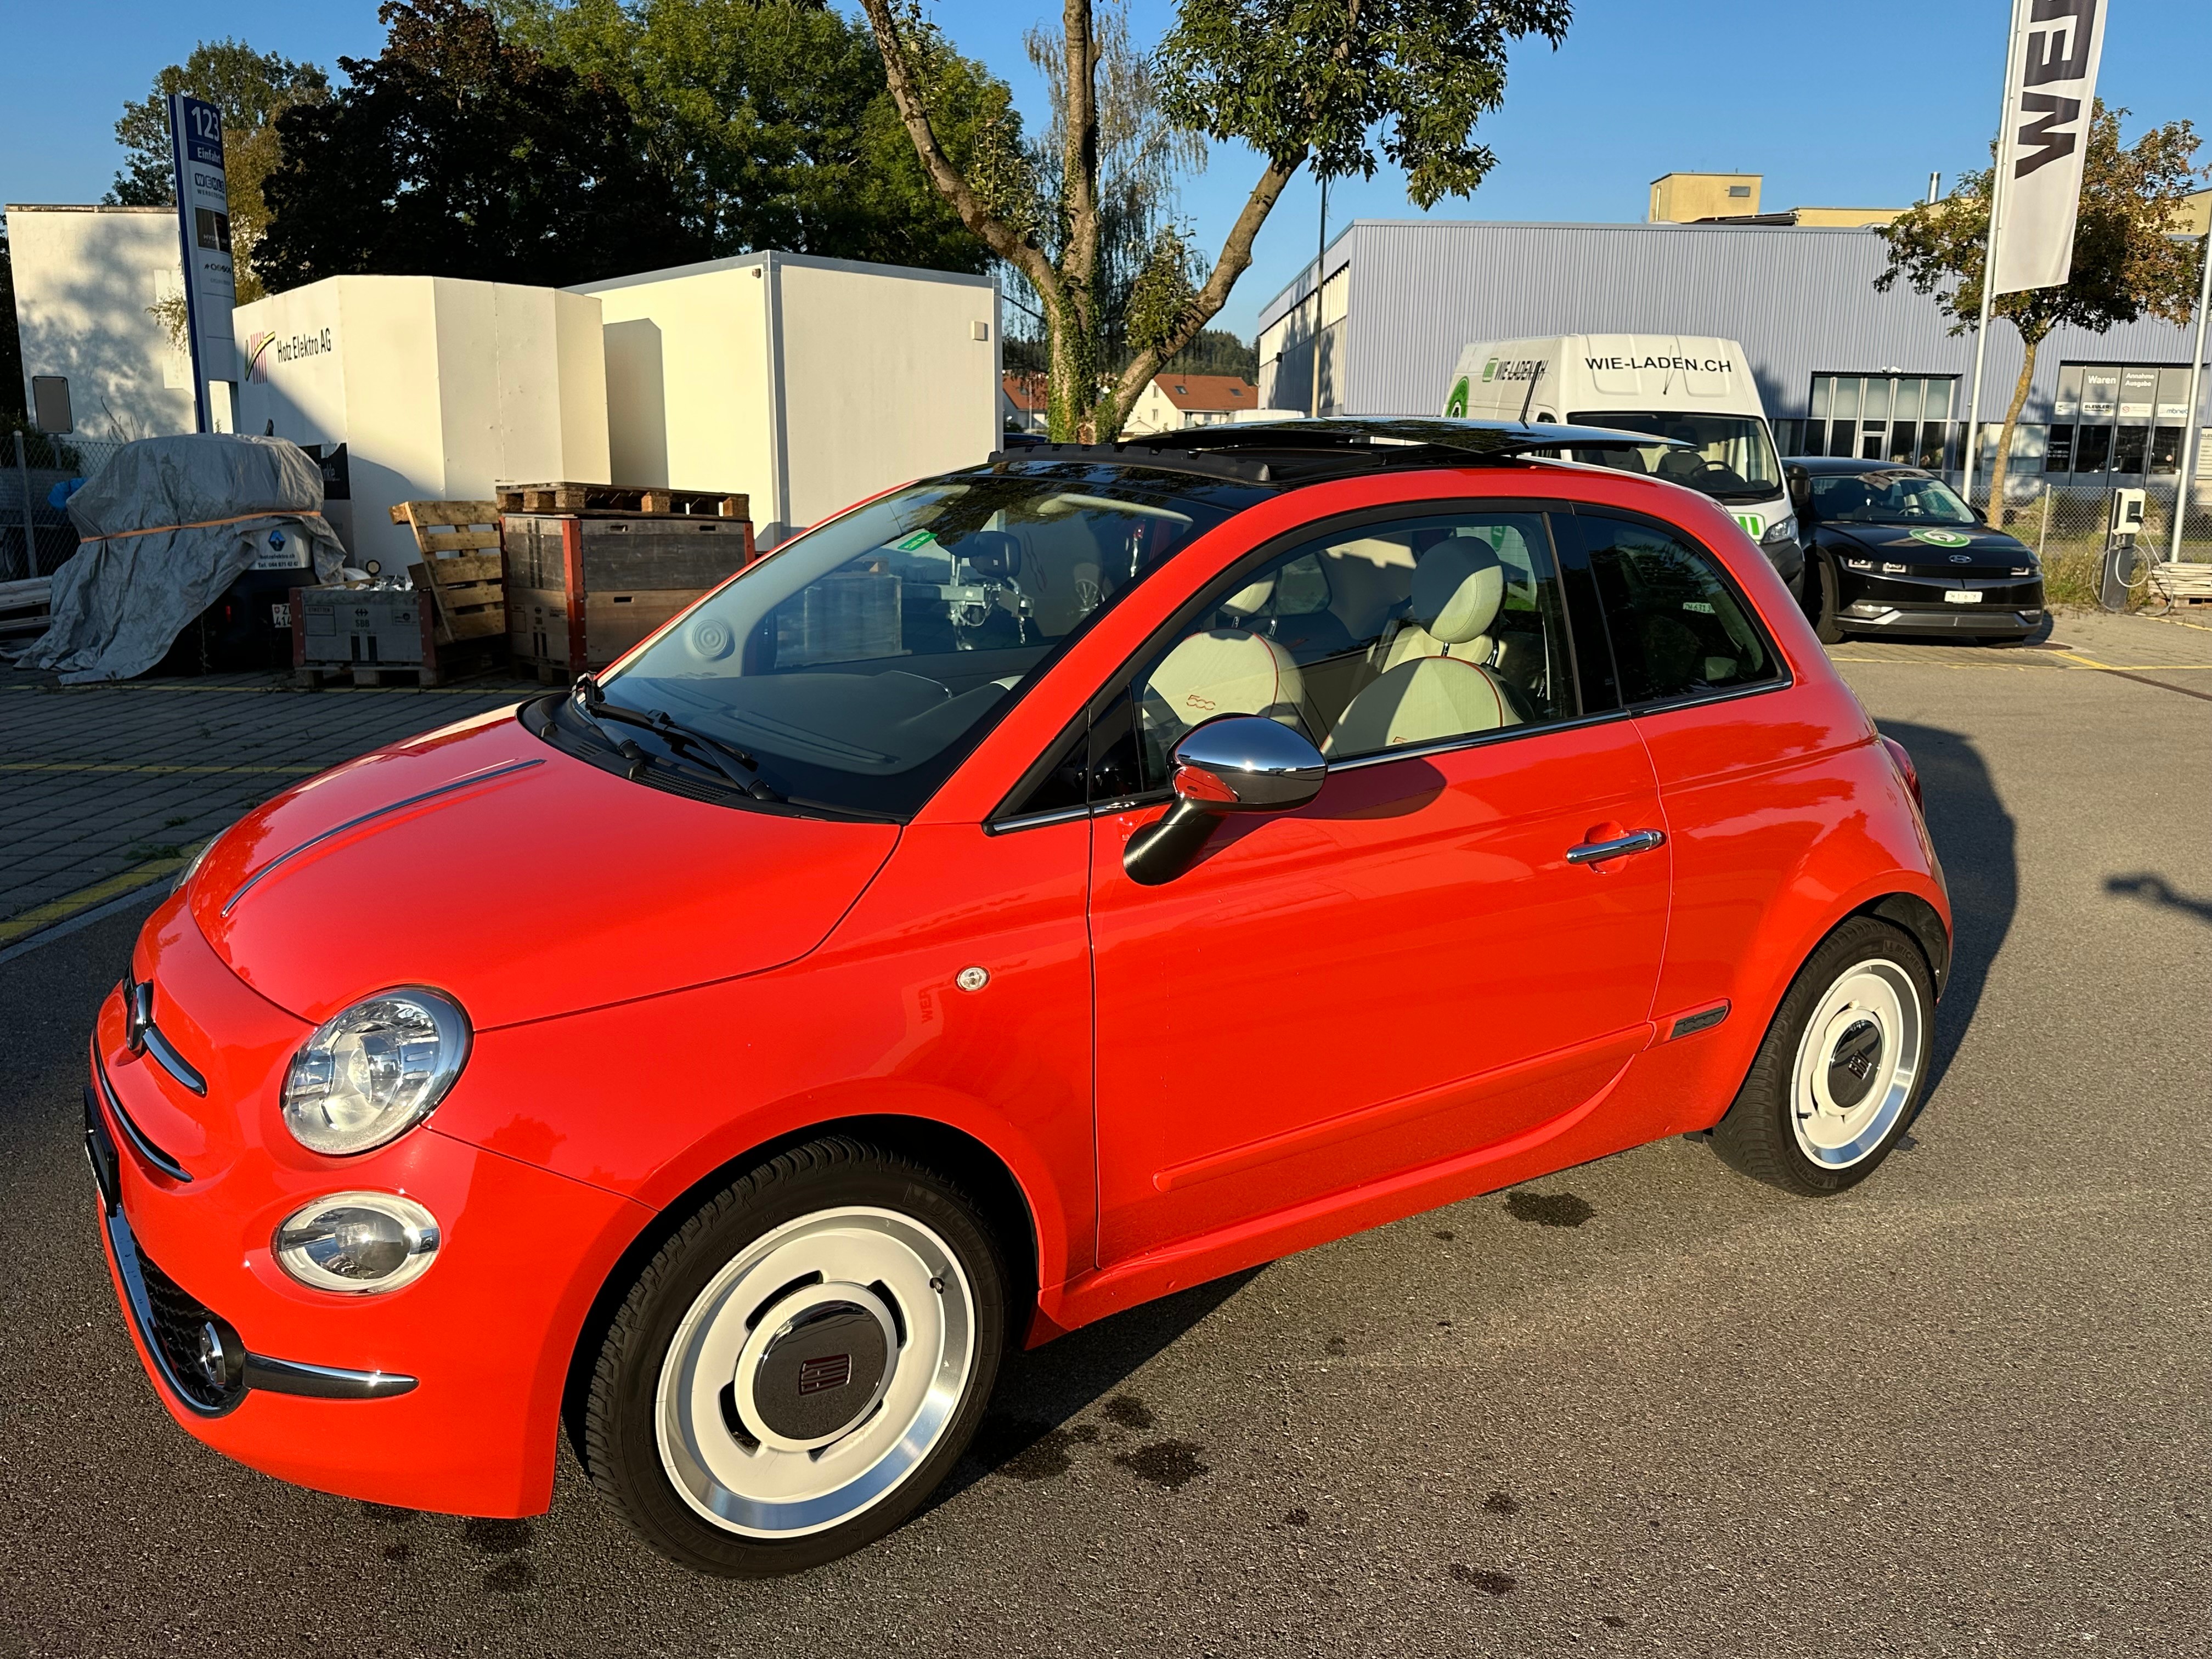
[1123,715,1327,886]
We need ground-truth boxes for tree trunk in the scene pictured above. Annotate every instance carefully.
[1987,326,2043,522]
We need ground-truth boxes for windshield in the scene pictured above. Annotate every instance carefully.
[1807,469,1976,525]
[1564,411,1781,503]
[585,471,1246,819]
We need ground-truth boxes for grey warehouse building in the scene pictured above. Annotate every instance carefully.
[1256,219,2210,502]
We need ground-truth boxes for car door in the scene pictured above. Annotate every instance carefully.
[1086,502,1673,1265]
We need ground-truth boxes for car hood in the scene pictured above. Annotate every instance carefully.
[187,707,899,1029]
[1824,522,2033,572]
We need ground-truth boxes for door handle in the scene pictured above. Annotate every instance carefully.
[1566,828,1666,865]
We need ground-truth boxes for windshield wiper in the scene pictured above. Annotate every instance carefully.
[571,676,783,801]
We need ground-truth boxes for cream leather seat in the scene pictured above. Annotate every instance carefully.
[1144,628,1313,740]
[1327,540,1521,755]
[1372,530,1521,673]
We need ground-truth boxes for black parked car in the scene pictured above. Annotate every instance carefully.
[1786,457,2045,644]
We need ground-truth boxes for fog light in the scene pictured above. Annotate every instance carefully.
[274,1192,439,1295]
[1847,601,1886,616]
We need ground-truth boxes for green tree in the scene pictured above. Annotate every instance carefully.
[104,39,331,305]
[861,0,1572,441]
[1877,102,2207,513]
[257,0,710,294]
[498,0,1006,270]
[1161,326,1257,381]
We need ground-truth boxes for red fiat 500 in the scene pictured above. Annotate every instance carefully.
[87,419,1949,1576]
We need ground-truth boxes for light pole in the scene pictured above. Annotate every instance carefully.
[2167,231,2211,565]
[1310,172,1329,418]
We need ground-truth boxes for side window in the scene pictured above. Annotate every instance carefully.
[1130,511,1579,785]
[1578,514,1781,706]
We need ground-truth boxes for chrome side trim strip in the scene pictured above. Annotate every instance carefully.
[222,757,545,916]
[984,803,1094,836]
[93,1040,194,1182]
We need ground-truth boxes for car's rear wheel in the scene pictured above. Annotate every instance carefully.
[584,1137,1006,1577]
[1709,916,1933,1196]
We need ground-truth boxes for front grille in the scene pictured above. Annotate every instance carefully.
[136,1249,242,1412]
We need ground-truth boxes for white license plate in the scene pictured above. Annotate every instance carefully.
[271,603,291,627]
[1943,590,1982,605]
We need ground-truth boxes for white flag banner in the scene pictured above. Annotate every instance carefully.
[1990,0,2107,296]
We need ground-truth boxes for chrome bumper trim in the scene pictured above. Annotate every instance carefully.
[94,1150,419,1412]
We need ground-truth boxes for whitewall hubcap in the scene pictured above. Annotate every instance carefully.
[1790,958,1924,1168]
[654,1206,975,1538]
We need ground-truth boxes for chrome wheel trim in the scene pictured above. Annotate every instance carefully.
[654,1206,975,1539]
[1790,958,1923,1169]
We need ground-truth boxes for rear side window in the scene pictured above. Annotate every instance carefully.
[1578,512,1781,707]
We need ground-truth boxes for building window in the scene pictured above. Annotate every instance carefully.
[2047,360,2207,481]
[30,376,72,435]
[1803,374,1959,472]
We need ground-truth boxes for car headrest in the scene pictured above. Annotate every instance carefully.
[1218,573,1277,619]
[1412,538,1506,646]
[1145,629,1305,731]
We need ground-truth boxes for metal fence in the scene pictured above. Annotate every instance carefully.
[1967,475,2212,607]
[0,431,128,582]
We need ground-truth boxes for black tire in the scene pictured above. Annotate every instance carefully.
[1709,916,1935,1197]
[583,1136,1007,1577]
[1810,555,1848,644]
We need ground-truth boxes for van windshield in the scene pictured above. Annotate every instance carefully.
[1565,412,1781,504]
[568,471,1248,820]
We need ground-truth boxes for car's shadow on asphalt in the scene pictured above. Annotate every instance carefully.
[1879,720,2017,1098]
[934,1267,1264,1504]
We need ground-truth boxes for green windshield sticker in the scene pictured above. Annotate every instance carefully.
[1908,529,1973,548]
[893,530,939,551]
[1445,376,1470,418]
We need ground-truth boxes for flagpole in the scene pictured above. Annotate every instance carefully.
[2167,232,2212,565]
[1963,1,2027,510]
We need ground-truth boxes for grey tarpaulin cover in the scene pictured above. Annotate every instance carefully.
[9,433,346,682]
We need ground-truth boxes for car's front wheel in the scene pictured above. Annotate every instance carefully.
[1709,916,1934,1196]
[1809,554,1848,644]
[584,1137,1006,1577]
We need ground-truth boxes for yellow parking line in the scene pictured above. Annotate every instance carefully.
[0,762,320,774]
[0,848,199,945]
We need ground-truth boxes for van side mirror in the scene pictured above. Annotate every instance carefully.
[1123,716,1327,886]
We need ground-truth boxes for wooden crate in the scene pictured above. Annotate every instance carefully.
[501,510,755,680]
[496,481,750,520]
[387,500,507,648]
[2148,560,2212,608]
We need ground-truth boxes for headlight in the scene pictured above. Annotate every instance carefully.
[2010,565,2035,577]
[282,988,470,1155]
[1760,514,1797,545]
[274,1192,439,1294]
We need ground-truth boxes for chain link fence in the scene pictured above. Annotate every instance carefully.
[0,431,129,583]
[1967,475,2212,609]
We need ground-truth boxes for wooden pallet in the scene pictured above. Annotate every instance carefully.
[388,500,507,646]
[2148,560,2212,607]
[496,481,750,520]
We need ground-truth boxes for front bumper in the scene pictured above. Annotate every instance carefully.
[88,946,652,1517]
[1837,570,2045,636]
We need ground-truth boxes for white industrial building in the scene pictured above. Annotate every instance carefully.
[5,204,195,440]
[1256,213,2212,500]
[234,275,611,569]
[571,252,1000,544]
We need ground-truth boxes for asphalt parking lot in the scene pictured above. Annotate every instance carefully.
[2,614,2208,1658]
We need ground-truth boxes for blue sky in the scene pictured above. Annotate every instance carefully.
[3,0,2207,341]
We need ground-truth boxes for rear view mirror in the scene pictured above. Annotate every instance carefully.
[966,531,1022,579]
[1124,716,1327,886]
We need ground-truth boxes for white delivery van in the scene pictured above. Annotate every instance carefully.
[1442,334,1801,589]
